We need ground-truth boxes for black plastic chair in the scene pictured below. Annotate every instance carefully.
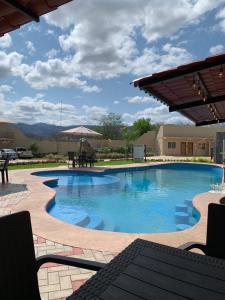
[179,203,225,259]
[0,211,105,300]
[78,151,88,167]
[68,151,76,168]
[86,152,97,168]
[0,156,9,184]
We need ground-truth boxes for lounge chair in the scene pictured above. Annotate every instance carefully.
[179,203,225,259]
[0,211,105,300]
[0,156,9,184]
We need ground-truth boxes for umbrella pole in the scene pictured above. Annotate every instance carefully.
[79,138,82,156]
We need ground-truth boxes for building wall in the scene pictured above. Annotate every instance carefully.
[133,131,157,154]
[157,125,225,156]
[1,124,224,157]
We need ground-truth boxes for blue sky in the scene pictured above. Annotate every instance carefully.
[1,0,225,126]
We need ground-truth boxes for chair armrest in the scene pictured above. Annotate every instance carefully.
[36,254,106,271]
[178,242,207,253]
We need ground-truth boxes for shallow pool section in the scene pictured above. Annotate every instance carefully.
[34,164,223,233]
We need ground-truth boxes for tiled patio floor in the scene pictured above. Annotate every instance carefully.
[0,181,115,300]
[35,234,115,300]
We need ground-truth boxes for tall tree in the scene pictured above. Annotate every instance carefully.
[132,118,156,137]
[98,113,123,139]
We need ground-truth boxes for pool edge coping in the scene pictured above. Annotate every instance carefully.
[11,162,225,252]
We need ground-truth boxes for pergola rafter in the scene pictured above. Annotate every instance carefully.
[0,0,73,36]
[1,0,39,22]
[133,53,225,126]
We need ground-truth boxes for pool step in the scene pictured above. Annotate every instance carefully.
[176,224,191,231]
[86,214,104,230]
[75,215,90,227]
[51,206,90,226]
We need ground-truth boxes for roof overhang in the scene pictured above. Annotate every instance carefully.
[133,53,225,126]
[0,0,73,36]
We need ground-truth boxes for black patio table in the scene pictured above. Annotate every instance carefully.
[67,238,225,300]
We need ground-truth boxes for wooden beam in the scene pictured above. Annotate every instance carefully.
[136,57,225,88]
[195,72,211,98]
[2,0,39,22]
[196,118,225,126]
[169,94,225,112]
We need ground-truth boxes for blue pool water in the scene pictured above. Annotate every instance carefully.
[34,164,223,233]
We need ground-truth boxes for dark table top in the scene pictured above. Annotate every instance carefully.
[67,239,225,300]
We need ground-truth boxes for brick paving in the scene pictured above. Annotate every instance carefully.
[0,182,115,300]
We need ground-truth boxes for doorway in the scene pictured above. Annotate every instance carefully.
[187,142,193,156]
[181,142,186,155]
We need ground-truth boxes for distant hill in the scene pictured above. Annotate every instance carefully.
[12,123,98,139]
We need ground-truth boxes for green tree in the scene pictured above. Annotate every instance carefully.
[133,118,156,137]
[98,113,123,139]
[30,141,39,156]
[123,127,137,158]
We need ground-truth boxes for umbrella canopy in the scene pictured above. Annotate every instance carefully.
[61,126,102,137]
[0,117,15,125]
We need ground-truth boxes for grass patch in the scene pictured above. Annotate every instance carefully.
[95,160,147,166]
[95,158,213,166]
[9,162,66,170]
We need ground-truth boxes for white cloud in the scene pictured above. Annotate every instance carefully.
[43,0,224,80]
[45,49,59,59]
[114,100,119,104]
[47,29,55,36]
[0,85,12,93]
[0,90,104,125]
[0,34,12,49]
[122,104,191,125]
[0,51,24,79]
[26,41,36,55]
[20,58,101,93]
[216,7,225,32]
[127,96,154,104]
[82,105,108,121]
[209,44,224,54]
[131,44,193,76]
[0,49,101,93]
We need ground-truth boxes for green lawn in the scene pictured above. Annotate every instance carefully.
[8,160,145,170]
[9,162,66,170]
[95,160,147,166]
[8,157,212,170]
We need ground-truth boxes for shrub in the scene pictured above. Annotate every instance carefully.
[96,152,125,159]
[97,147,112,153]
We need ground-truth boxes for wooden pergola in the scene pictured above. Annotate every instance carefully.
[133,53,225,126]
[0,0,72,36]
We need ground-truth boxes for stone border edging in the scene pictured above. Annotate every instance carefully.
[11,162,225,252]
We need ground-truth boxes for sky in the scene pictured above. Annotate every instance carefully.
[1,0,225,126]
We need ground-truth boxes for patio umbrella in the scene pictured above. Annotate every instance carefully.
[61,126,102,154]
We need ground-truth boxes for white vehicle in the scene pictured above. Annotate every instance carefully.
[15,147,33,159]
[0,149,18,160]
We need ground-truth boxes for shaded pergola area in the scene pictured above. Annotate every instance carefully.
[0,0,72,36]
[133,53,225,126]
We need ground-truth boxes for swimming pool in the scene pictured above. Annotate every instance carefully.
[34,163,223,234]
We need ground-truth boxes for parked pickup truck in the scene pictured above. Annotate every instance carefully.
[15,147,33,159]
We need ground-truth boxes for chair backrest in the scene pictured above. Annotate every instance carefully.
[206,203,225,259]
[3,156,10,169]
[0,211,41,300]
[68,151,75,160]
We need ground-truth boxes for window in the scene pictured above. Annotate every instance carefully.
[198,143,206,150]
[168,142,176,149]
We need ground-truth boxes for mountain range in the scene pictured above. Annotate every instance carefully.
[12,123,98,139]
